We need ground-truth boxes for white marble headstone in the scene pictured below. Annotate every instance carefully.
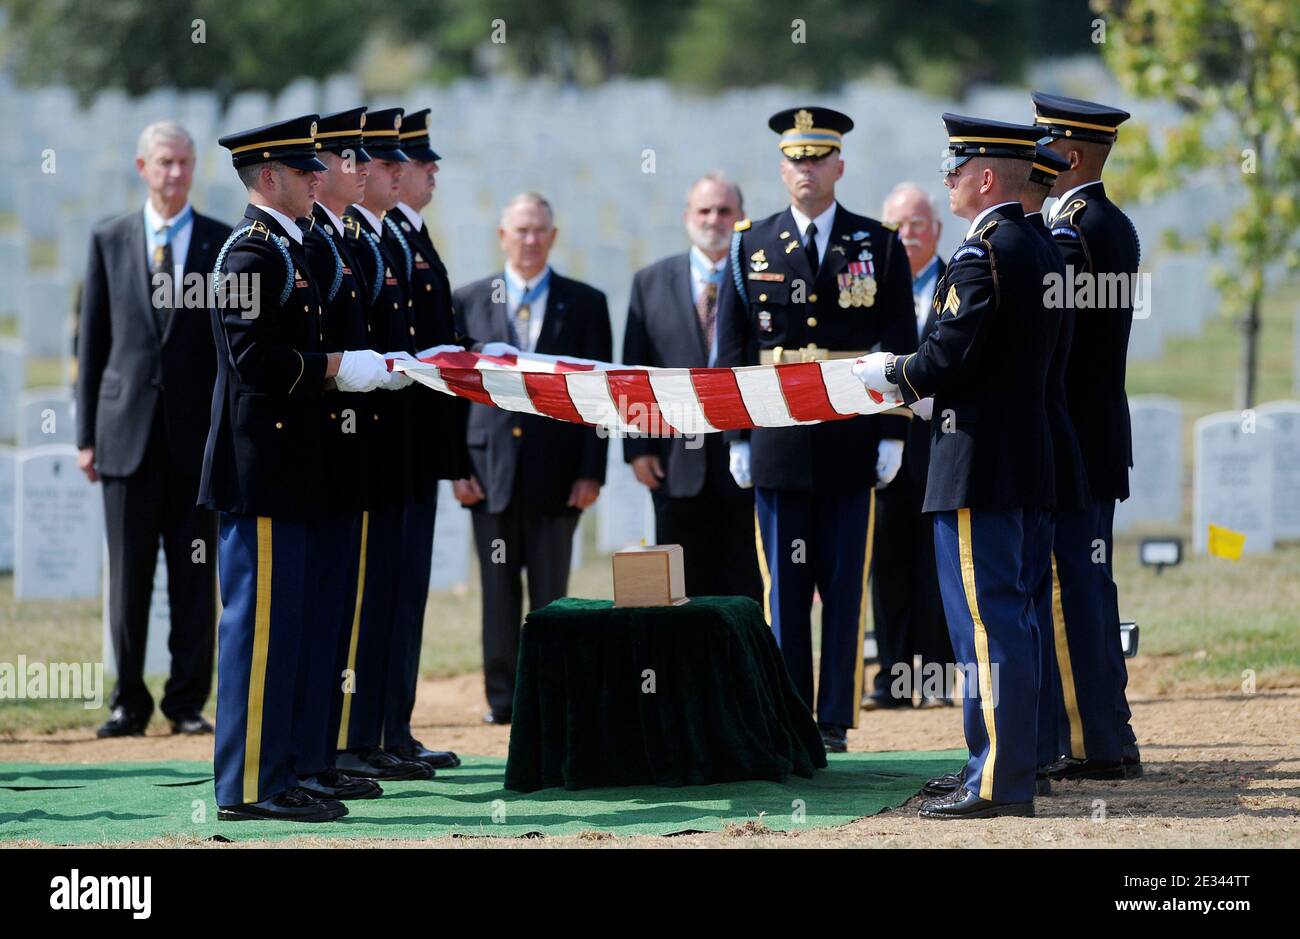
[18,387,74,447]
[1114,396,1183,532]
[1255,400,1300,540]
[0,445,15,571]
[1192,411,1275,554]
[14,444,104,599]
[0,338,25,442]
[21,272,73,358]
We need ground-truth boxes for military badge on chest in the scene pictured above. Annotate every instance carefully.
[837,252,877,308]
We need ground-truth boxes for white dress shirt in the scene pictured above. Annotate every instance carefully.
[911,255,941,338]
[252,203,303,245]
[350,203,385,238]
[144,200,193,304]
[505,262,552,352]
[789,201,837,264]
[1049,180,1102,223]
[395,201,425,232]
[965,200,1019,239]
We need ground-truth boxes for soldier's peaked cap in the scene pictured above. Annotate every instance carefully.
[218,114,327,171]
[1032,91,1130,144]
[361,107,410,161]
[942,113,1041,161]
[314,107,370,162]
[398,108,440,163]
[769,107,853,159]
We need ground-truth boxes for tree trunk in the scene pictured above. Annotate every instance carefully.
[1240,291,1261,410]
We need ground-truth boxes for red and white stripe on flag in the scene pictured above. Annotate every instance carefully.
[394,349,900,435]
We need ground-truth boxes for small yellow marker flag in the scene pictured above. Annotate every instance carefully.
[1207,524,1246,560]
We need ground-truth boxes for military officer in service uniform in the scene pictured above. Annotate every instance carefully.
[714,107,918,754]
[203,115,391,821]
[381,107,465,770]
[856,114,1061,818]
[331,107,436,782]
[1033,92,1143,782]
[293,107,386,802]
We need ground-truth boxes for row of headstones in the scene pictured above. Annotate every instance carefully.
[1116,395,1300,554]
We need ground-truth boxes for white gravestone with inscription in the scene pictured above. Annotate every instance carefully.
[0,446,15,571]
[14,445,104,599]
[1192,412,1275,555]
[1255,400,1300,541]
[18,388,74,447]
[1114,396,1183,532]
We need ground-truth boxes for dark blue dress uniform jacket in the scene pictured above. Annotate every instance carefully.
[300,204,372,515]
[1049,182,1140,503]
[199,205,328,520]
[714,204,918,493]
[894,203,1059,514]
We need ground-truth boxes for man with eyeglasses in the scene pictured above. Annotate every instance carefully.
[714,107,917,755]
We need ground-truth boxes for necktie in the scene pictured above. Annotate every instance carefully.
[804,221,820,279]
[152,224,173,333]
[696,280,718,350]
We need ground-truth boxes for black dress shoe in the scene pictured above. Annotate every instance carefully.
[483,710,512,725]
[1122,754,1144,778]
[170,715,214,735]
[922,769,966,798]
[96,707,148,738]
[298,770,382,801]
[818,724,848,753]
[1044,757,1128,781]
[919,787,1035,820]
[390,740,461,769]
[336,748,434,781]
[219,787,348,822]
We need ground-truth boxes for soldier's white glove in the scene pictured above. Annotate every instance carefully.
[335,349,389,392]
[481,341,520,357]
[380,351,416,390]
[875,439,904,489]
[728,440,753,489]
[910,397,934,421]
[416,344,465,359]
[852,351,898,395]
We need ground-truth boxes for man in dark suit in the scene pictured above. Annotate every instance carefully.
[76,120,230,738]
[867,182,952,710]
[857,114,1061,818]
[714,108,918,754]
[622,172,761,601]
[452,192,612,724]
[1034,92,1143,781]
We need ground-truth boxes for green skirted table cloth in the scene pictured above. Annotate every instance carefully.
[504,596,827,792]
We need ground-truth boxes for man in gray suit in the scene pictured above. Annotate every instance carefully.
[76,121,231,737]
[622,172,761,601]
[452,193,612,724]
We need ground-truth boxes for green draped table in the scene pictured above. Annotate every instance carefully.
[504,596,827,792]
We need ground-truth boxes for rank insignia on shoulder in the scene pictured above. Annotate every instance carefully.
[952,245,987,261]
[882,221,898,231]
[942,284,960,315]
[1052,226,1080,238]
[735,219,752,232]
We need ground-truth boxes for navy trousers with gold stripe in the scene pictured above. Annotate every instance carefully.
[1050,504,1122,762]
[214,514,310,807]
[1022,509,1060,769]
[384,500,437,749]
[1097,500,1138,756]
[336,504,403,752]
[933,508,1038,804]
[755,487,872,730]
[292,511,361,778]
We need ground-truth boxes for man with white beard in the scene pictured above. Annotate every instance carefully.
[622,172,762,600]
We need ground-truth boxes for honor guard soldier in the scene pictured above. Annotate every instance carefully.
[714,107,918,754]
[856,114,1061,818]
[1018,144,1096,781]
[383,107,464,770]
[331,107,435,782]
[203,115,391,821]
[1033,92,1143,781]
[292,107,385,801]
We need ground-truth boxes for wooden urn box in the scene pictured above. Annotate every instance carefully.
[612,544,688,607]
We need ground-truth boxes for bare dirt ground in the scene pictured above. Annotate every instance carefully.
[4,659,1297,849]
